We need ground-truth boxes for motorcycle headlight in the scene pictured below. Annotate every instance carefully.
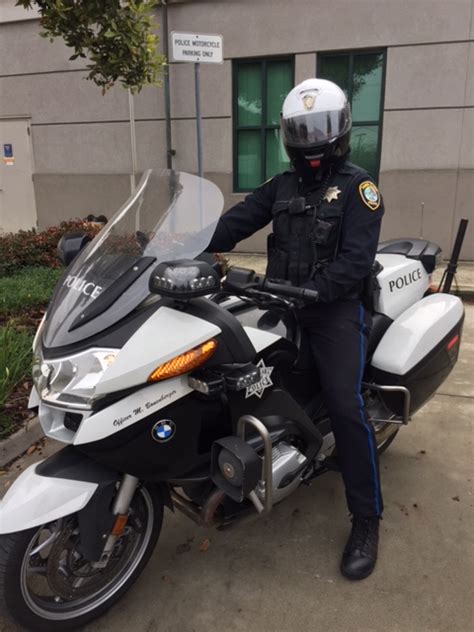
[33,348,119,410]
[149,260,220,298]
[32,313,46,354]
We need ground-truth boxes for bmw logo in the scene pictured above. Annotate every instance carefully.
[151,419,176,443]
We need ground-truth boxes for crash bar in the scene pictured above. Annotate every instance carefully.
[237,414,273,514]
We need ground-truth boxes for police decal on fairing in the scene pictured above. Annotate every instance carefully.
[389,268,422,292]
[245,359,274,399]
[63,274,103,299]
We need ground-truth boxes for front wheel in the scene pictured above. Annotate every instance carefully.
[0,484,163,631]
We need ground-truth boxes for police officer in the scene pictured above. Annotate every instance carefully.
[207,78,384,580]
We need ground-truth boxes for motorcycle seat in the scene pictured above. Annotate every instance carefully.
[237,303,392,368]
[367,312,392,357]
[292,311,392,370]
[377,238,441,273]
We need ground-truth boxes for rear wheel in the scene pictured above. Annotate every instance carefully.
[373,421,399,455]
[0,484,163,631]
[366,389,400,455]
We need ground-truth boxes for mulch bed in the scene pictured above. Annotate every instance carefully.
[1,379,36,440]
[0,305,46,329]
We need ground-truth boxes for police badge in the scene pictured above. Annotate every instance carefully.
[303,94,316,111]
[324,186,341,203]
[359,181,381,211]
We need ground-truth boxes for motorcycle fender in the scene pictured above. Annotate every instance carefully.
[0,446,117,537]
[28,385,40,410]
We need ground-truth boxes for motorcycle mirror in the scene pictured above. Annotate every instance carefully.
[149,259,221,299]
[57,232,92,266]
[195,252,225,278]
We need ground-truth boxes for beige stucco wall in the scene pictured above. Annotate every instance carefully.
[34,174,132,229]
[1,0,473,257]
[378,38,474,257]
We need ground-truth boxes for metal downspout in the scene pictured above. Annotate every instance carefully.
[162,0,174,169]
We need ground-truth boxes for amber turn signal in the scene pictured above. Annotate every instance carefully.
[148,339,217,382]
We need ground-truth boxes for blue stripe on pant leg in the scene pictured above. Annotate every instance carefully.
[357,302,381,516]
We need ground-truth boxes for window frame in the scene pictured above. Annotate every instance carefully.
[232,56,295,193]
[316,48,387,180]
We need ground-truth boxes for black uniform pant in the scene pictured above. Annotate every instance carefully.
[298,300,383,517]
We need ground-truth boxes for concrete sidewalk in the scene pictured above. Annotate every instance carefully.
[0,306,472,631]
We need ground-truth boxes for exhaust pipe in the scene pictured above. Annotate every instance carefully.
[170,488,225,527]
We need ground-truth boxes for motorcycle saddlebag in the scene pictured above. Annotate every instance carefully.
[370,294,464,415]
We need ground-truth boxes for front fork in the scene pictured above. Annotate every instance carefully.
[93,474,139,568]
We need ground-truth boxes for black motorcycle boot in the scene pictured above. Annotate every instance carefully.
[340,516,380,580]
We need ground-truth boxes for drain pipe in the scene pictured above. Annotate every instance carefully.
[162,0,174,169]
[128,89,138,194]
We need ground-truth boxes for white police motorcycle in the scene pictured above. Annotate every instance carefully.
[0,170,465,630]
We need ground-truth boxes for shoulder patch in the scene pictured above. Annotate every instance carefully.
[359,181,381,211]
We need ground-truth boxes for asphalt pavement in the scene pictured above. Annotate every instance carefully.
[0,304,472,632]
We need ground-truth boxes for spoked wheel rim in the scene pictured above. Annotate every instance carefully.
[19,486,154,621]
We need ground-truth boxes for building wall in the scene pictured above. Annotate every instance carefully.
[0,0,472,257]
[380,40,473,258]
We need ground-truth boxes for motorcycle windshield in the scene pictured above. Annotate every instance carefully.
[43,170,224,349]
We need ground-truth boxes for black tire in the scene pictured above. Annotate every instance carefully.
[367,389,400,456]
[0,483,163,632]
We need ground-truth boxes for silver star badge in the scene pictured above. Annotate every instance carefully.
[324,186,341,203]
[245,359,274,399]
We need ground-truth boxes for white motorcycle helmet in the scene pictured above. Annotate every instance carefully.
[281,78,352,172]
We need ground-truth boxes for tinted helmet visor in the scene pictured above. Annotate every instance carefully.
[281,106,351,149]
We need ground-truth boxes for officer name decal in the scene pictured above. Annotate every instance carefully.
[359,181,381,211]
[389,268,422,292]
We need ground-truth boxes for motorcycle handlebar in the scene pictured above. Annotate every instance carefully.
[222,267,319,303]
[256,277,319,303]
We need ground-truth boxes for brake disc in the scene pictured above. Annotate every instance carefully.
[46,523,132,601]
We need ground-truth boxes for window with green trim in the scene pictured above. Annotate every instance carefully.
[317,50,385,180]
[233,58,294,191]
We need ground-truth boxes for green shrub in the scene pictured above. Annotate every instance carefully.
[0,267,62,434]
[0,324,33,428]
[0,220,101,276]
[0,267,63,317]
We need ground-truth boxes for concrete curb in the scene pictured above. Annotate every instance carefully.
[0,417,43,469]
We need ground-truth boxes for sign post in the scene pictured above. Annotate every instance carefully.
[171,32,223,178]
[194,62,203,177]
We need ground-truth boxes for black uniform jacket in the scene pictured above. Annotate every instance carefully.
[207,160,384,303]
